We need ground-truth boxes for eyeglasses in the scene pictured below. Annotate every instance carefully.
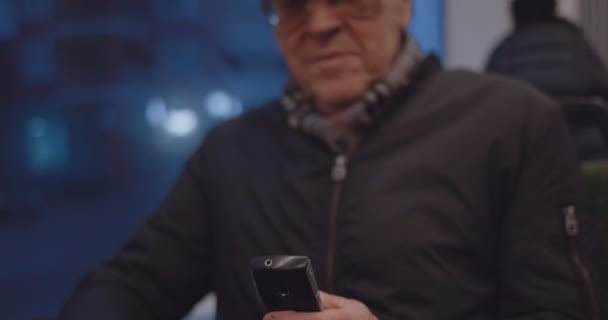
[261,0,382,32]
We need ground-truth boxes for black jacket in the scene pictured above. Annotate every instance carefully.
[60,70,605,320]
[486,18,608,100]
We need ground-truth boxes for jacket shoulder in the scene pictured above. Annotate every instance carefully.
[203,101,284,149]
[422,70,564,138]
[430,70,558,110]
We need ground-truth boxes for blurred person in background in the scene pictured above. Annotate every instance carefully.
[486,0,608,100]
[487,0,608,161]
[61,0,605,319]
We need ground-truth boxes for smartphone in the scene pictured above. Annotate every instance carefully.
[250,255,322,313]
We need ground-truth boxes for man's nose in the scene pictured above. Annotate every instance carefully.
[304,1,342,36]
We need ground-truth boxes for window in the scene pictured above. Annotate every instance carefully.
[410,0,445,59]
[155,0,202,21]
[156,37,202,79]
[21,0,53,21]
[0,0,18,40]
[55,0,153,19]
[22,37,55,84]
[25,116,69,176]
[57,35,150,84]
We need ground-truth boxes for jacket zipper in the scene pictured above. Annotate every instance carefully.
[326,154,348,293]
[563,205,600,320]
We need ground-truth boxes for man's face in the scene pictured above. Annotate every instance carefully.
[273,0,411,113]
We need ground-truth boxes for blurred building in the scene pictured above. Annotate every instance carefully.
[0,0,282,208]
[1,0,446,207]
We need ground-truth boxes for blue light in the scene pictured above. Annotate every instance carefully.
[163,109,199,137]
[25,117,69,175]
[27,117,48,138]
[206,91,232,117]
[146,97,168,128]
[204,90,243,119]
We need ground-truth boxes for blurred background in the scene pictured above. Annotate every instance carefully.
[0,0,606,319]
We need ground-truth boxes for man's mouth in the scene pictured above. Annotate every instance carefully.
[308,52,356,67]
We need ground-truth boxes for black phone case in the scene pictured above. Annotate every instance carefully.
[251,255,321,313]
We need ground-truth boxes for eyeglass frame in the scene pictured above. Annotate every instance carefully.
[259,0,384,31]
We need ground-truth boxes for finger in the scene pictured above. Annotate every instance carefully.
[319,291,348,310]
[264,310,321,320]
[263,311,296,320]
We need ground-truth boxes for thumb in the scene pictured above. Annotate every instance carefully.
[319,291,348,310]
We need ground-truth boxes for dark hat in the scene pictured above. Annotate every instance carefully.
[511,0,557,27]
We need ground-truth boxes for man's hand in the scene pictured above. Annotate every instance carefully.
[263,291,378,320]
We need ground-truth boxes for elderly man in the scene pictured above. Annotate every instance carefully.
[60,0,604,319]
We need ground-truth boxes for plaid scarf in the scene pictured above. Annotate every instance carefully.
[282,37,426,154]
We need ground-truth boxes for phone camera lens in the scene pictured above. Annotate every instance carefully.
[277,287,290,297]
[264,259,273,267]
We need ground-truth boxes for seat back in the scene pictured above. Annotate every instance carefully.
[582,162,608,245]
[560,97,608,161]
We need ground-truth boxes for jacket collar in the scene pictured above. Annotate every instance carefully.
[281,37,439,154]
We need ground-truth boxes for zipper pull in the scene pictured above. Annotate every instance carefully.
[331,155,348,182]
[563,205,579,237]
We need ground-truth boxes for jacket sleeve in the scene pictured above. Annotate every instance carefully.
[498,97,605,319]
[59,142,216,320]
